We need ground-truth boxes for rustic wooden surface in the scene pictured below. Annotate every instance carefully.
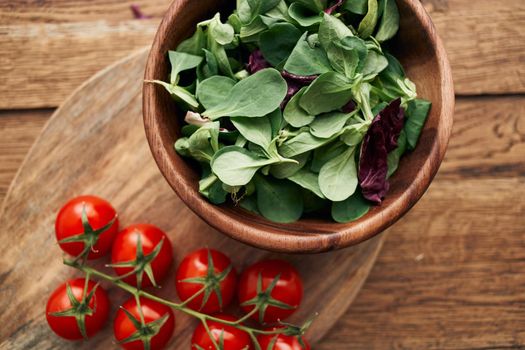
[0,49,385,349]
[0,0,524,349]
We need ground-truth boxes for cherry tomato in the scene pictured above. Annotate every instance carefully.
[176,248,237,314]
[238,260,303,324]
[46,278,110,340]
[257,330,310,350]
[114,297,175,350]
[191,314,252,350]
[111,224,173,287]
[55,195,119,259]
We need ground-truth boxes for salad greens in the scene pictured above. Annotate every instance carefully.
[151,0,431,223]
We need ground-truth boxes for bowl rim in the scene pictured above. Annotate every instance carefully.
[143,0,455,253]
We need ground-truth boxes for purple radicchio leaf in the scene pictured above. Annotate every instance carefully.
[247,50,270,74]
[325,0,345,15]
[342,100,356,113]
[130,4,152,19]
[358,98,405,204]
[281,71,318,109]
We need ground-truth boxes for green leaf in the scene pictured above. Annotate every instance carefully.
[231,116,272,151]
[319,147,358,201]
[255,176,303,223]
[148,80,199,110]
[269,108,284,138]
[270,152,310,179]
[284,33,332,76]
[288,3,322,27]
[326,40,360,78]
[209,13,235,45]
[303,189,329,213]
[283,87,315,127]
[279,130,338,158]
[361,50,388,80]
[340,36,369,71]
[259,23,302,67]
[248,0,281,16]
[288,168,325,198]
[358,0,379,38]
[239,15,268,42]
[375,0,400,42]
[405,98,431,149]
[198,49,219,80]
[299,72,353,115]
[239,194,260,214]
[211,146,278,186]
[343,0,368,14]
[310,111,352,138]
[208,39,235,78]
[176,27,207,56]
[331,190,370,223]
[176,122,220,163]
[202,68,287,120]
[196,76,236,109]
[168,51,203,85]
[318,13,354,52]
[340,121,370,146]
[294,0,327,12]
[311,141,346,172]
[387,129,407,177]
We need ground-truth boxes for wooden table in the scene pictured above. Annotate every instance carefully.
[1,1,524,348]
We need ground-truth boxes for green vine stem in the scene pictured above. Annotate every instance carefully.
[64,260,310,350]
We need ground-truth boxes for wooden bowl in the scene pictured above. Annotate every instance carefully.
[143,0,454,253]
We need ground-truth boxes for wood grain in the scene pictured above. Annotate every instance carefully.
[0,49,384,349]
[0,0,524,109]
[1,93,523,348]
[143,0,454,253]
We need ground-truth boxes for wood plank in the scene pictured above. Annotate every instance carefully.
[0,0,524,109]
[423,0,525,95]
[319,176,525,350]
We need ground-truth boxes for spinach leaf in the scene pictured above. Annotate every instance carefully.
[283,87,315,127]
[168,51,203,85]
[299,72,353,115]
[294,0,327,12]
[331,190,370,223]
[270,152,310,179]
[310,111,352,138]
[361,50,389,80]
[375,0,399,42]
[387,129,406,177]
[196,76,236,109]
[326,40,360,78]
[149,80,199,110]
[231,116,272,150]
[311,141,346,172]
[358,0,379,38]
[202,68,287,120]
[259,23,302,67]
[405,98,431,149]
[279,129,341,157]
[284,33,332,76]
[198,49,219,80]
[209,13,235,45]
[211,146,278,186]
[176,27,207,56]
[176,122,220,162]
[343,0,368,14]
[340,121,369,146]
[319,147,358,201]
[248,0,281,16]
[208,39,235,78]
[318,13,354,52]
[239,15,268,42]
[239,194,260,214]
[255,175,304,223]
[288,168,325,199]
[268,108,284,138]
[199,173,228,204]
[288,2,322,27]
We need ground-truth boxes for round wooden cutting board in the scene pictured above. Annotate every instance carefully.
[0,48,385,349]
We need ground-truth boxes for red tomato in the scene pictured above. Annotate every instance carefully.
[46,278,110,340]
[191,314,252,350]
[257,330,310,350]
[176,248,237,314]
[238,260,303,324]
[55,195,119,259]
[111,224,173,287]
[114,297,175,350]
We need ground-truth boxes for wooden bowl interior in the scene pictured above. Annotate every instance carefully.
[143,0,453,252]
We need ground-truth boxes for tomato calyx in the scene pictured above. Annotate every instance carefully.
[58,203,117,262]
[107,231,165,289]
[49,278,99,340]
[240,273,296,324]
[276,315,317,349]
[180,249,233,311]
[117,297,170,350]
